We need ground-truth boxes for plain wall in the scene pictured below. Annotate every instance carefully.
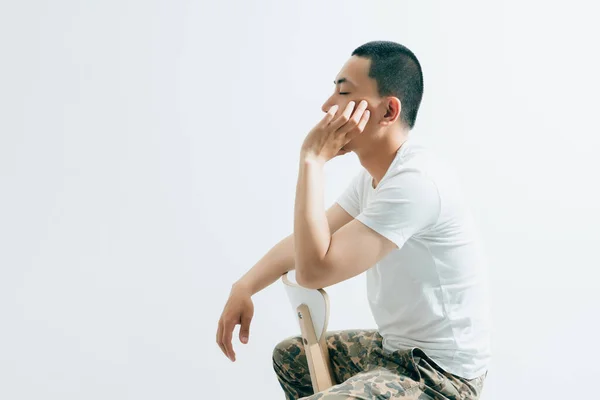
[1,1,598,399]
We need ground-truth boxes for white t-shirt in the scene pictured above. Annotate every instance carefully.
[335,136,492,379]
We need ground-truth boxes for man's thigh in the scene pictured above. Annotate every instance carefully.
[299,367,422,400]
[314,332,487,400]
[324,329,380,383]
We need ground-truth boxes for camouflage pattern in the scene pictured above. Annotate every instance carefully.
[272,329,487,400]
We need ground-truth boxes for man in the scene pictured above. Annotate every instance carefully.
[216,40,491,399]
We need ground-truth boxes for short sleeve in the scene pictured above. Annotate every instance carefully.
[335,171,364,218]
[355,171,441,249]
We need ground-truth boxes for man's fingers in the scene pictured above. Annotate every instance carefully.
[322,105,339,124]
[342,105,370,143]
[239,314,252,344]
[216,320,229,359]
[337,101,355,127]
[355,109,370,133]
[222,320,236,361]
[330,100,367,133]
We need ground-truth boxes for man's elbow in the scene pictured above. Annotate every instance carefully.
[295,264,326,289]
[296,273,321,289]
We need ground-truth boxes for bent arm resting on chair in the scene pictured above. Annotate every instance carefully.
[233,203,354,296]
[293,156,397,290]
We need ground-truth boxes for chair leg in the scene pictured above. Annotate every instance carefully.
[297,304,334,393]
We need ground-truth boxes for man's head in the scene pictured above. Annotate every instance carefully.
[321,41,424,151]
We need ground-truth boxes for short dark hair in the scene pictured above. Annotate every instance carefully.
[351,41,424,129]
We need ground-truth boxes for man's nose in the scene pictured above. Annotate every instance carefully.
[321,98,336,114]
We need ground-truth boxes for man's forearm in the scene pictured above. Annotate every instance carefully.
[293,155,331,282]
[233,234,295,296]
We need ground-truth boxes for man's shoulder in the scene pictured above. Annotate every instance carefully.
[394,144,458,186]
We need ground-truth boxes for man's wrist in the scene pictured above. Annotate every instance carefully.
[300,150,326,167]
[231,280,254,296]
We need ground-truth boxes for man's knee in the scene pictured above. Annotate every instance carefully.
[272,335,305,366]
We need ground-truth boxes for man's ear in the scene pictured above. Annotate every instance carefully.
[383,97,401,125]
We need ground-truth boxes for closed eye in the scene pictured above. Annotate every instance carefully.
[338,92,350,95]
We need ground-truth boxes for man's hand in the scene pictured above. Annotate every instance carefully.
[216,284,254,362]
[301,100,370,163]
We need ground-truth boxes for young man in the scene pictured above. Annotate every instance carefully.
[216,40,491,400]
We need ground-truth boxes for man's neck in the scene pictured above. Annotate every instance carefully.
[356,132,409,189]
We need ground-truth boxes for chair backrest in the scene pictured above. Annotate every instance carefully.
[281,271,335,392]
[281,270,329,341]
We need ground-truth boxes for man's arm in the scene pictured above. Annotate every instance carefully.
[218,203,353,362]
[295,217,397,289]
[233,203,353,296]
[293,156,397,288]
[293,154,440,290]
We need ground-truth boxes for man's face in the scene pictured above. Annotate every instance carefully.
[321,55,382,151]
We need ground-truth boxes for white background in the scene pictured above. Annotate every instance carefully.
[1,1,599,399]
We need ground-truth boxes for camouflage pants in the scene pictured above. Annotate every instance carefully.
[272,329,487,400]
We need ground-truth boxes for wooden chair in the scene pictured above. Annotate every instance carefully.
[281,271,336,393]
